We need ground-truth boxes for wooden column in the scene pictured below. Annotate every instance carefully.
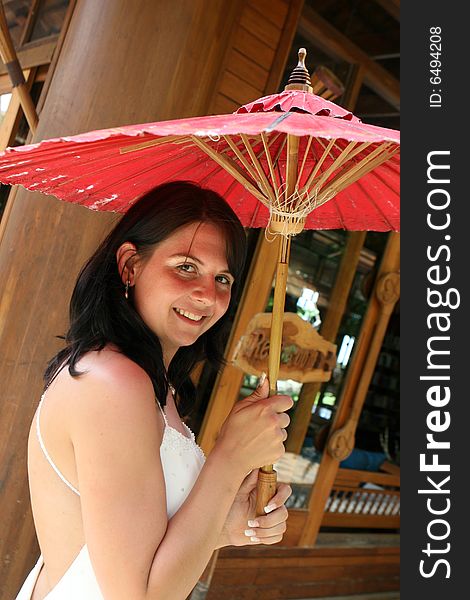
[0,1,244,596]
[286,231,366,453]
[299,232,400,546]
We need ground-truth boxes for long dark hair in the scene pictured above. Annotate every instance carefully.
[45,181,247,415]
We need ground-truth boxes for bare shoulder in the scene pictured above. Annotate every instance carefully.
[75,344,154,394]
[47,345,161,441]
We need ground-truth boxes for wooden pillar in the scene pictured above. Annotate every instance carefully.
[299,232,400,546]
[0,1,244,596]
[286,231,366,453]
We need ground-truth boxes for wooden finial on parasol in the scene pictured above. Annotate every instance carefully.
[285,48,313,92]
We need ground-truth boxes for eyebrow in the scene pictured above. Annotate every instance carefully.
[170,253,233,276]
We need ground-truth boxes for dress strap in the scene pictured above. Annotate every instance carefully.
[156,399,168,426]
[36,393,80,496]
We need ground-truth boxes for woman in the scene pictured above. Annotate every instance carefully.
[16,182,292,600]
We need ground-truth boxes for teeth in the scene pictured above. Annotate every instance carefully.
[175,308,203,321]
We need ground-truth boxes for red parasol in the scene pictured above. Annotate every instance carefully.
[0,49,400,514]
[0,84,399,233]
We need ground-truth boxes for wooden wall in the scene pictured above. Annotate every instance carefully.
[212,0,304,113]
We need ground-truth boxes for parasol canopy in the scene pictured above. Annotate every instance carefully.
[0,77,399,233]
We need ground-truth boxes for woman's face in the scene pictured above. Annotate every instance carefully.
[131,221,234,365]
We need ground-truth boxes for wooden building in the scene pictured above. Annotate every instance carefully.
[0,1,400,598]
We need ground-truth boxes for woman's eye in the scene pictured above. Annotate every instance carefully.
[216,275,233,286]
[177,263,196,274]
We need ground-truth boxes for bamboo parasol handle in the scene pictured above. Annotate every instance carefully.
[255,467,278,516]
[255,236,291,516]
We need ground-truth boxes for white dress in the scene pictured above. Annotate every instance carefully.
[15,392,205,599]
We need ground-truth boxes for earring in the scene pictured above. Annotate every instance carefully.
[125,278,130,299]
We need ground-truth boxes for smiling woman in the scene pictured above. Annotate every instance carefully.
[45,181,247,414]
[16,181,293,600]
[119,221,235,369]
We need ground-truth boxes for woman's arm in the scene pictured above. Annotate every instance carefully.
[69,360,290,600]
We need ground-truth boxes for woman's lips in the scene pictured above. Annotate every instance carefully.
[173,307,207,325]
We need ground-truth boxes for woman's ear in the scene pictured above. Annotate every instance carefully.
[116,242,138,285]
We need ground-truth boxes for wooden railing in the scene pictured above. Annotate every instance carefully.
[322,468,400,529]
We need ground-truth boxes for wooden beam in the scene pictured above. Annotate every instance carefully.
[341,63,365,113]
[207,542,400,598]
[19,0,42,45]
[373,0,400,22]
[298,6,400,110]
[0,69,35,150]
[0,37,57,76]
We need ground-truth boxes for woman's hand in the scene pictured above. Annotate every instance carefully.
[217,469,292,548]
[216,376,293,476]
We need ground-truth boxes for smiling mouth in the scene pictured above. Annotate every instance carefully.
[174,308,206,322]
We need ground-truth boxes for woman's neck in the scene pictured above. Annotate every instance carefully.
[163,348,178,371]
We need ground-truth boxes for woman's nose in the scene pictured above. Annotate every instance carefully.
[190,277,216,306]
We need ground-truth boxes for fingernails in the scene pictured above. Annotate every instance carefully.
[264,503,277,513]
[248,519,259,528]
[244,529,256,537]
[257,371,266,388]
[250,536,260,542]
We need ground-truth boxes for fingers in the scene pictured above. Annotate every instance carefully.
[243,374,293,413]
[246,521,287,544]
[245,505,289,545]
[244,372,269,403]
[267,393,294,413]
[256,504,289,528]
[277,412,290,428]
[265,483,292,510]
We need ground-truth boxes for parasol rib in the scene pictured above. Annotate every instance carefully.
[300,138,336,194]
[222,135,274,204]
[261,132,281,192]
[119,135,190,154]
[297,135,314,187]
[239,134,276,205]
[317,143,397,207]
[312,140,359,193]
[190,135,268,205]
[272,135,287,172]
